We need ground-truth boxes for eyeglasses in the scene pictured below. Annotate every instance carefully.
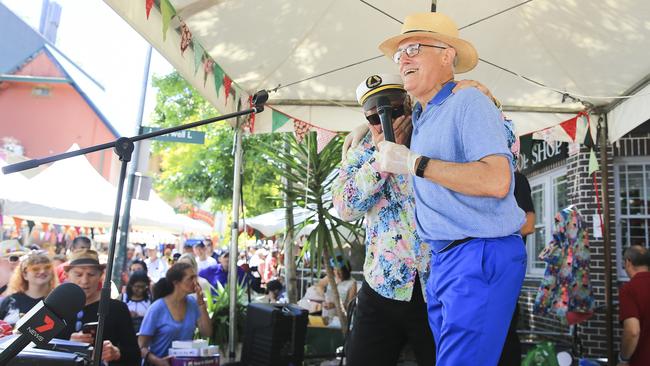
[26,264,52,273]
[365,105,405,125]
[393,43,448,64]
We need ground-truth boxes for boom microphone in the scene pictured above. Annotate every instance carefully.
[0,283,86,364]
[376,96,395,143]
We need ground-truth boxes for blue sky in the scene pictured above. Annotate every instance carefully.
[3,0,174,136]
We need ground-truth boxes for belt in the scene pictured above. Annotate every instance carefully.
[438,237,474,253]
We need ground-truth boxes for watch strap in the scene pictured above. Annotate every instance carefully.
[416,156,430,177]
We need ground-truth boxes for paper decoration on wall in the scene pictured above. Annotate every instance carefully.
[294,120,310,143]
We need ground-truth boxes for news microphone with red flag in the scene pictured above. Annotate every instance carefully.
[376,96,396,143]
[0,283,86,364]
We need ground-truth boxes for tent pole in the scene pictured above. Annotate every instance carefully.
[598,114,614,366]
[228,106,244,361]
[283,135,297,303]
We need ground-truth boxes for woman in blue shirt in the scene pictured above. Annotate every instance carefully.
[139,262,212,365]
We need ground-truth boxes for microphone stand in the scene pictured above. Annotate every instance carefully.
[2,90,269,366]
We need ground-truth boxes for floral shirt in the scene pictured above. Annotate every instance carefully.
[333,133,429,301]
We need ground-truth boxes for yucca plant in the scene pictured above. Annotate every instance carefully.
[205,281,248,347]
[257,131,363,334]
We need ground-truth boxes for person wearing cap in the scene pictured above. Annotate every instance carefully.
[375,12,526,365]
[0,239,27,297]
[193,240,217,272]
[198,250,248,292]
[145,242,168,283]
[58,249,140,365]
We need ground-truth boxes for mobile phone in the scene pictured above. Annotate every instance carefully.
[82,322,98,335]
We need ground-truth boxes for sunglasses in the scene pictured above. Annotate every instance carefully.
[365,105,405,126]
[26,264,53,273]
[8,255,20,263]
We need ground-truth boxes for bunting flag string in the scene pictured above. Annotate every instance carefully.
[213,63,224,96]
[317,128,338,153]
[223,75,233,104]
[193,43,204,75]
[294,120,310,143]
[160,0,175,41]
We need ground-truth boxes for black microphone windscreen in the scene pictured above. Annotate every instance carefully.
[44,283,86,320]
[376,95,391,111]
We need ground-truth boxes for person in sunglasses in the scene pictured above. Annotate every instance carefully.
[0,239,27,298]
[334,73,499,366]
[0,253,57,325]
[374,12,526,366]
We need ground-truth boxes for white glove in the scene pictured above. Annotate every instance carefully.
[342,124,370,160]
[376,141,421,175]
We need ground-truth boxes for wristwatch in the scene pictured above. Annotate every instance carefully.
[618,352,630,364]
[416,156,430,178]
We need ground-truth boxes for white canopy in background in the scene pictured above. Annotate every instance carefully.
[2,145,211,235]
[105,0,650,141]
[240,207,313,237]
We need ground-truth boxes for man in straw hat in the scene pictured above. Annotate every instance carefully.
[374,12,527,365]
[58,249,140,365]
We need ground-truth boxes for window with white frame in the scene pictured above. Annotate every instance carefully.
[615,160,650,279]
[527,168,568,275]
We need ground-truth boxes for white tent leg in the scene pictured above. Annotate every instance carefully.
[228,118,243,360]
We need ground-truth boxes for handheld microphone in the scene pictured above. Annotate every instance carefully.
[252,90,269,113]
[0,283,86,364]
[376,96,395,143]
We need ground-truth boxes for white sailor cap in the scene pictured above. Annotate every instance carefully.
[355,74,405,106]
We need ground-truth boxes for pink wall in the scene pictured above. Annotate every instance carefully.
[0,52,118,181]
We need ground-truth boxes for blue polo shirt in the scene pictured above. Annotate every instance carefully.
[410,82,525,252]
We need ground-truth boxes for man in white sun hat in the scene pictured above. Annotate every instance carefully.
[374,12,527,366]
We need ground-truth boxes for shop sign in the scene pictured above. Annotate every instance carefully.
[518,136,568,174]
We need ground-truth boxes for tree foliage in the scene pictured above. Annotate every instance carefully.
[150,71,282,216]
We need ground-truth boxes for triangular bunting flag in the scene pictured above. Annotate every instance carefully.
[316,128,337,153]
[161,0,175,42]
[559,116,577,141]
[272,110,291,132]
[203,57,214,86]
[213,64,225,97]
[294,120,310,143]
[584,119,596,149]
[145,0,154,19]
[588,149,600,175]
[193,43,204,75]
[223,75,233,104]
[180,21,192,55]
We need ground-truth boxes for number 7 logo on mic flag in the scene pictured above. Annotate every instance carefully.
[35,315,54,332]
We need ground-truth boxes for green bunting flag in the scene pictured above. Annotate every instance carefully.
[588,149,600,175]
[213,63,225,97]
[272,110,291,132]
[161,0,175,41]
[193,43,204,75]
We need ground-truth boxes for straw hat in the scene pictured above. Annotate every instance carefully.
[378,12,478,74]
[64,249,106,270]
[0,239,27,258]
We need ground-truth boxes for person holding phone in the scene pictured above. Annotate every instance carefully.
[58,250,140,365]
[139,262,212,366]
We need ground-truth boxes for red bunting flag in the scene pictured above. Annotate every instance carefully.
[145,0,154,19]
[560,116,578,141]
[13,217,23,229]
[42,222,50,232]
[223,75,233,104]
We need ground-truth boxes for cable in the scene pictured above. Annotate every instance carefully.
[459,0,534,30]
[359,0,403,24]
[271,55,384,92]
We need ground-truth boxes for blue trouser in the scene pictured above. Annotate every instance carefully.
[425,235,526,366]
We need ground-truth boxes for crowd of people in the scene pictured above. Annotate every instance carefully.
[0,235,295,365]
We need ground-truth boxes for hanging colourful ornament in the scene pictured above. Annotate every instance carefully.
[180,21,192,55]
[294,120,310,143]
[145,0,154,19]
[203,56,214,86]
[223,75,233,104]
